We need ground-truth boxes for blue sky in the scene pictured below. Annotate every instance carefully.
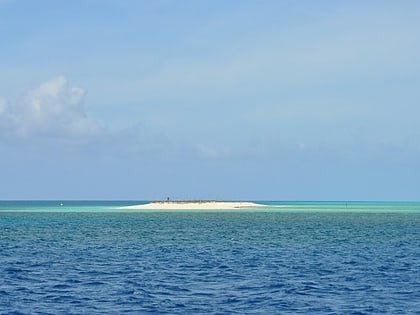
[1,0,420,200]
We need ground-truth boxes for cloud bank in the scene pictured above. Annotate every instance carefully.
[0,76,102,142]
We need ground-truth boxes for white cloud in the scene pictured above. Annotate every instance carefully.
[0,76,102,140]
[0,96,18,139]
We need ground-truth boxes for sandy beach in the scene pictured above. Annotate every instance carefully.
[120,201,266,210]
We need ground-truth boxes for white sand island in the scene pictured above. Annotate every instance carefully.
[120,201,266,210]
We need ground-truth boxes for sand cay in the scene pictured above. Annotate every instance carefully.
[120,201,266,210]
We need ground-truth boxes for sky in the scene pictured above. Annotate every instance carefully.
[1,0,420,200]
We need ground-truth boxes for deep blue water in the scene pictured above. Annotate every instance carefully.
[1,201,419,314]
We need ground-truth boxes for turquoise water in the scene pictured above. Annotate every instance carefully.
[1,201,419,314]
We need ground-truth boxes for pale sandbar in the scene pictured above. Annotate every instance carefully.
[120,201,266,210]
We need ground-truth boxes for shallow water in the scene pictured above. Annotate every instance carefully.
[1,202,419,314]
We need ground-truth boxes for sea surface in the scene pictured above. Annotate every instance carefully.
[0,201,419,314]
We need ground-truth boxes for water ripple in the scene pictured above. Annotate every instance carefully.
[0,211,419,314]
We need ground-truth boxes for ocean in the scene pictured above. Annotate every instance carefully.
[0,201,419,314]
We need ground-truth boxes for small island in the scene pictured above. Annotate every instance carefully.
[120,200,266,210]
